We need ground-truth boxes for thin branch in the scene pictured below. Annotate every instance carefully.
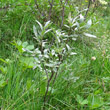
[84,0,91,20]
[34,0,41,14]
[48,0,54,20]
[43,64,49,81]
[43,69,54,110]
[61,5,65,27]
[0,5,9,11]
[60,0,68,27]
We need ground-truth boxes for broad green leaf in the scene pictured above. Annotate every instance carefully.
[76,94,83,103]
[17,40,22,46]
[0,58,7,63]
[81,100,88,105]
[76,94,88,105]
[0,66,7,74]
[40,81,46,95]
[0,80,7,88]
[27,79,32,90]
[87,94,104,109]
[20,57,35,68]
[22,41,28,48]
[26,45,34,50]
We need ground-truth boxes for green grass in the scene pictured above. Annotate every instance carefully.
[0,1,110,110]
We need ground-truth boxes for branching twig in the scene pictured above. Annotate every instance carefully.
[34,0,41,14]
[0,5,10,11]
[43,53,65,108]
[43,69,54,109]
[91,0,98,14]
[48,0,54,20]
[61,5,65,27]
[43,64,49,81]
[84,0,91,20]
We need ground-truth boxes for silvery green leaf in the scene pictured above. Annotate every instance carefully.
[62,48,66,53]
[46,69,51,73]
[37,65,42,71]
[44,55,49,58]
[73,77,79,82]
[44,21,51,28]
[45,61,59,67]
[51,50,55,56]
[64,35,69,38]
[75,27,78,31]
[64,76,79,82]
[36,20,43,30]
[57,36,60,43]
[76,22,79,27]
[68,12,72,22]
[42,42,47,47]
[79,14,84,22]
[70,52,77,55]
[83,33,96,38]
[70,34,78,37]
[75,7,79,12]
[98,0,107,5]
[61,32,65,36]
[55,54,58,57]
[22,48,26,52]
[64,25,70,29]
[72,22,79,28]
[33,66,37,70]
[66,44,71,51]
[56,30,61,36]
[34,48,41,54]
[22,48,33,53]
[79,8,88,13]
[72,38,77,41]
[71,23,77,28]
[85,19,92,29]
[44,29,52,35]
[33,37,38,41]
[34,57,40,63]
[72,15,79,24]
[56,58,59,61]
[39,54,43,58]
[44,49,48,55]
[63,38,67,41]
[48,87,55,93]
[33,36,40,43]
[56,30,65,37]
[45,63,55,67]
[53,67,57,72]
[33,25,38,37]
